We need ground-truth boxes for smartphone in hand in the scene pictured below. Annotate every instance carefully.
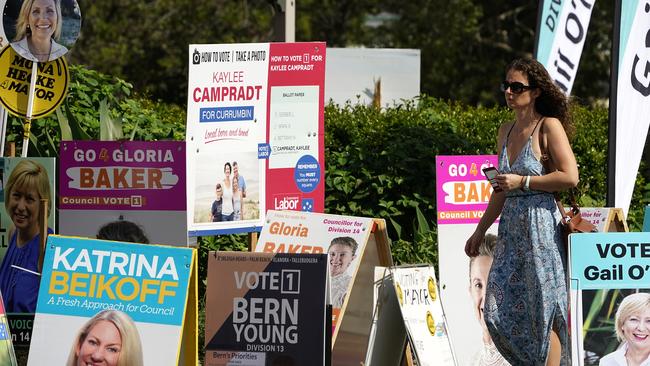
[482,167,502,192]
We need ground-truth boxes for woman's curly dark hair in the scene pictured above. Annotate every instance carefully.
[506,58,575,139]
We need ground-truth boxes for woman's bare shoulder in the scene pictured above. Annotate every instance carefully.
[540,117,571,145]
[498,121,515,134]
[541,117,563,131]
[497,121,514,145]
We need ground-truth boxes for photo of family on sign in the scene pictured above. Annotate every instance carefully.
[192,152,260,225]
[210,161,246,222]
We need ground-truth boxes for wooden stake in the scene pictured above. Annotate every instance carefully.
[6,142,15,157]
[0,107,7,157]
[248,232,258,251]
[21,61,38,157]
[37,199,49,273]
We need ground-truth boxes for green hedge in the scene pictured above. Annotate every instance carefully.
[6,67,648,363]
[5,65,186,157]
[324,97,648,263]
[7,66,647,263]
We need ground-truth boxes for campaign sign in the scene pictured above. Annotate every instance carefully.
[612,0,650,216]
[58,141,188,246]
[186,42,325,236]
[569,232,650,365]
[254,210,372,334]
[0,292,17,366]
[0,46,69,118]
[0,158,56,346]
[364,267,408,365]
[435,155,499,366]
[435,155,499,225]
[0,158,56,259]
[577,208,610,232]
[393,266,455,365]
[205,251,327,366]
[535,0,594,95]
[28,236,196,365]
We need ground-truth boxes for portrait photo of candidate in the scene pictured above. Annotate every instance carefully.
[66,309,144,366]
[598,292,650,366]
[467,233,510,366]
[580,289,650,366]
[328,236,359,308]
[2,0,81,62]
[0,159,53,313]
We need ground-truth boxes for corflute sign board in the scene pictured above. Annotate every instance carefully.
[205,251,327,366]
[27,236,198,366]
[186,42,326,236]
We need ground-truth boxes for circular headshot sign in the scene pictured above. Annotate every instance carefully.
[3,0,81,62]
[0,45,69,118]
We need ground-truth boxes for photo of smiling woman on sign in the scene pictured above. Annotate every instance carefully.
[11,0,68,62]
[328,236,358,308]
[468,234,510,366]
[0,159,53,313]
[2,0,81,62]
[599,292,650,366]
[66,309,144,366]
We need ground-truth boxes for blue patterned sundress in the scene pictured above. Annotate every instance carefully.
[484,121,569,365]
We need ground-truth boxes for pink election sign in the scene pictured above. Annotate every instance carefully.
[435,155,498,224]
[59,141,185,211]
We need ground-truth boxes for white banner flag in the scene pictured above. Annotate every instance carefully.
[535,0,595,94]
[613,0,650,217]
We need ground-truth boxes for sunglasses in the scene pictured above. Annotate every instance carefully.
[500,81,534,94]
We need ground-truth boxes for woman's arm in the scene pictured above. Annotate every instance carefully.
[465,123,509,256]
[530,117,579,192]
[479,121,511,226]
[465,191,505,256]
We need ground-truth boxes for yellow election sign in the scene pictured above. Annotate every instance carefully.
[0,45,69,118]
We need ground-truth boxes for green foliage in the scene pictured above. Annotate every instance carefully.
[5,65,186,157]
[9,59,643,290]
[391,205,438,271]
[571,104,609,203]
[73,0,276,104]
[7,59,645,355]
[296,0,380,46]
[7,58,643,360]
[569,104,648,231]
[325,97,507,244]
[325,96,648,263]
[197,235,249,296]
[99,99,123,141]
[365,1,612,105]
[69,1,617,107]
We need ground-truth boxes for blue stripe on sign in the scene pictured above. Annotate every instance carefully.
[199,106,254,122]
[619,0,640,68]
[536,0,567,66]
